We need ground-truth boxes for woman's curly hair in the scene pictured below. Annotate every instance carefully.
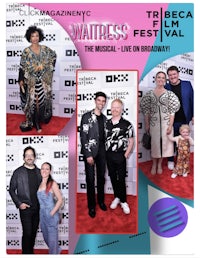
[25,25,44,42]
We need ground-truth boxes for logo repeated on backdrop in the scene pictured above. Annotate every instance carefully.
[6,19,25,27]
[77,70,138,196]
[6,154,14,162]
[64,79,76,87]
[6,4,81,117]
[44,33,56,41]
[64,107,75,115]
[6,213,19,221]
[66,49,79,57]
[106,73,129,83]
[7,240,20,247]
[7,50,22,57]
[54,151,68,159]
[6,135,69,250]
[77,93,95,101]
[22,136,44,144]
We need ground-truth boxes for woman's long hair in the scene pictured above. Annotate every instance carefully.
[42,162,54,194]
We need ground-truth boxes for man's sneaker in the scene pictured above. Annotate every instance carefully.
[120,202,130,214]
[168,161,174,170]
[171,172,177,178]
[182,173,188,177]
[110,197,120,209]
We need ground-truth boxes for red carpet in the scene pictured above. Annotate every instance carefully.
[6,113,70,135]
[7,249,68,254]
[139,154,194,200]
[76,193,138,234]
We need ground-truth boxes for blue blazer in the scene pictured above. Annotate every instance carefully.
[165,80,194,124]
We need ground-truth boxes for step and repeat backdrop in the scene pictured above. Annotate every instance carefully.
[138,53,194,163]
[77,70,138,196]
[6,3,81,118]
[6,136,69,251]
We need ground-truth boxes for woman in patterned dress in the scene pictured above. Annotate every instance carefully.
[18,26,57,132]
[140,71,180,175]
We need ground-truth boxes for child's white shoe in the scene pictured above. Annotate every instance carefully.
[171,173,177,178]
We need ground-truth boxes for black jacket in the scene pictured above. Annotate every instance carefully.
[9,165,42,209]
[80,110,106,158]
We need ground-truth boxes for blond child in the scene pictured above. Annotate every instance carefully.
[168,124,194,178]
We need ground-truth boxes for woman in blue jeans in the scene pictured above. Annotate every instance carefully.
[37,162,63,254]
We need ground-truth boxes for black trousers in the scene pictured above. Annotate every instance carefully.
[84,146,106,210]
[19,208,40,254]
[106,152,127,203]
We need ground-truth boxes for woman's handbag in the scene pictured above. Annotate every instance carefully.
[142,132,151,150]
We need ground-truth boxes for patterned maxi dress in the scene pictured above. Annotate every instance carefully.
[18,45,56,128]
[140,90,180,158]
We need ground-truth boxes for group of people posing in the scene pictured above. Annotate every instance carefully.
[80,92,135,218]
[140,66,194,178]
[9,146,63,254]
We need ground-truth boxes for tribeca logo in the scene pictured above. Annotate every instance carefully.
[6,19,25,27]
[106,74,129,83]
[22,136,44,144]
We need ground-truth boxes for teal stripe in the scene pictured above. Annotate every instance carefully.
[156,209,178,221]
[154,204,176,216]
[160,220,184,232]
[158,215,180,226]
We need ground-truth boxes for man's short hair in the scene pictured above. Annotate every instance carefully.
[167,66,180,74]
[94,91,107,100]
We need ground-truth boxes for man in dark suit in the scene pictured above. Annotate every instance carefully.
[80,92,107,218]
[165,65,194,170]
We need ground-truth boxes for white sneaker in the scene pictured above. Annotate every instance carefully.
[171,173,177,178]
[182,173,188,177]
[168,161,174,170]
[120,202,130,214]
[110,197,120,209]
